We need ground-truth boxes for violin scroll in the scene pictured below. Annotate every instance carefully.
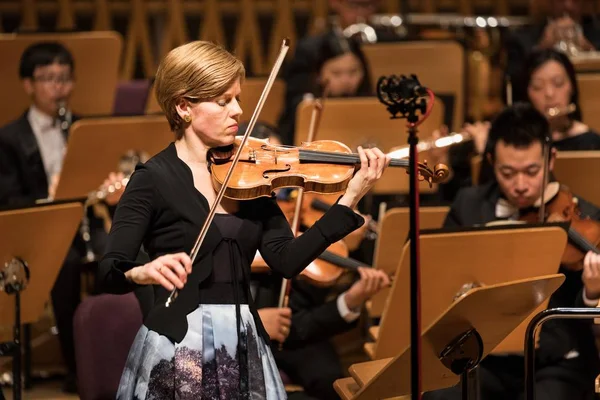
[415,161,450,187]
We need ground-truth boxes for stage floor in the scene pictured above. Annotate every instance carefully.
[3,381,78,399]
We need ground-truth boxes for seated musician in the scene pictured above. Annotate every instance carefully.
[242,121,389,399]
[505,0,600,85]
[0,41,123,392]
[278,23,372,145]
[423,102,600,400]
[431,47,600,202]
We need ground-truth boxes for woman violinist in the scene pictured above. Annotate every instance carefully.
[97,41,390,399]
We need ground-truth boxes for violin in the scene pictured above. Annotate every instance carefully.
[208,137,450,200]
[276,190,377,250]
[520,183,600,270]
[252,241,365,287]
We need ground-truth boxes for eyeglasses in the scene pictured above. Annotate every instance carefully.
[32,75,74,85]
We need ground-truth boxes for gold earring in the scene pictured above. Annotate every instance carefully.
[183,114,192,123]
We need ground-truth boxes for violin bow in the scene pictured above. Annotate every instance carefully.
[277,83,330,312]
[166,38,290,307]
[538,132,551,223]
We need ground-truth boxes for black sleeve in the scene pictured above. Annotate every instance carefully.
[258,197,364,279]
[97,167,155,294]
[0,137,33,206]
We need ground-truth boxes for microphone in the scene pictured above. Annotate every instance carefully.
[377,74,428,103]
[376,74,428,120]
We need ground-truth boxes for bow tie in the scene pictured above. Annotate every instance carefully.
[495,198,519,219]
[494,182,561,219]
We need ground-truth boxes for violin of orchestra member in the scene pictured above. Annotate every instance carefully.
[0,42,125,393]
[430,47,600,201]
[97,40,390,399]
[423,103,600,400]
[278,25,372,145]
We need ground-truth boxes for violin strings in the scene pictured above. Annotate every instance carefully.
[318,249,362,270]
[300,148,410,168]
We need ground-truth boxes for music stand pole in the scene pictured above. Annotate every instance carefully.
[13,289,22,400]
[406,111,422,400]
[376,74,429,400]
[0,257,29,400]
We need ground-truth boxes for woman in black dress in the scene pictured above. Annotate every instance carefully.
[98,40,390,399]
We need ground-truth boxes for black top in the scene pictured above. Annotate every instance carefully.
[445,181,600,379]
[554,130,600,151]
[98,142,365,343]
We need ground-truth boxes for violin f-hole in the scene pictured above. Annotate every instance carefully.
[263,164,292,179]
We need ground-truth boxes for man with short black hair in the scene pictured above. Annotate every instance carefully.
[424,102,600,400]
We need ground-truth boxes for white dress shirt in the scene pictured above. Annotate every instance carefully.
[27,105,67,181]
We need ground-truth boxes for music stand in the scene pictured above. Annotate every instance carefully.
[366,224,567,361]
[553,151,600,208]
[367,206,449,318]
[335,274,565,400]
[0,203,83,399]
[53,116,172,201]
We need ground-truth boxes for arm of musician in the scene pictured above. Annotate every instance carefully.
[97,168,154,294]
[284,268,390,347]
[258,197,365,279]
[0,138,37,206]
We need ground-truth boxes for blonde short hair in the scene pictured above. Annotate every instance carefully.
[154,41,245,137]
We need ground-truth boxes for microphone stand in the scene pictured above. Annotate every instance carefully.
[377,74,429,400]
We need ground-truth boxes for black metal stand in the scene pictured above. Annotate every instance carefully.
[0,295,21,400]
[407,114,422,400]
[0,258,30,400]
[376,74,429,400]
[439,328,483,400]
[524,307,600,400]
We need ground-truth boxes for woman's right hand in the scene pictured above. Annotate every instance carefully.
[126,253,192,291]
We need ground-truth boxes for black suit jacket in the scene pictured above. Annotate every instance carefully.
[252,272,357,349]
[446,182,600,379]
[0,111,57,206]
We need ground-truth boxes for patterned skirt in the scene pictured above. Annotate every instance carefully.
[116,304,286,400]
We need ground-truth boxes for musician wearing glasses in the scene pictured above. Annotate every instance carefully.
[0,41,124,393]
[429,48,600,201]
[423,102,600,400]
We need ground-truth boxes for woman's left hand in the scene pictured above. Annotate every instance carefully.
[338,146,390,209]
